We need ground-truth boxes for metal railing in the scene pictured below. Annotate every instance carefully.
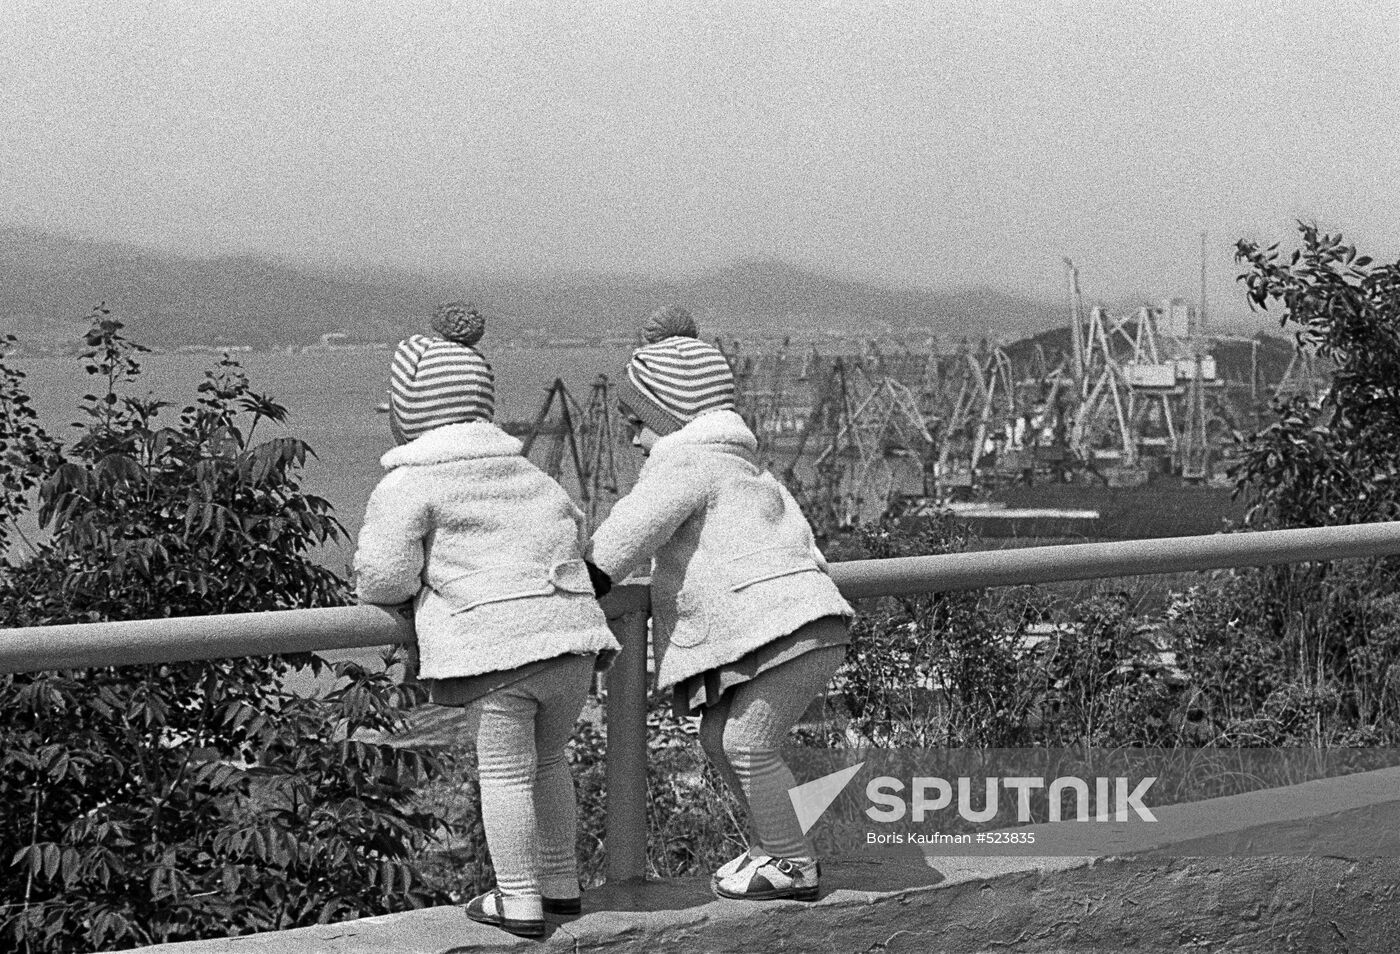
[4,521,1400,882]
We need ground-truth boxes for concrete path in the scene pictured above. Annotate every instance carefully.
[137,767,1400,954]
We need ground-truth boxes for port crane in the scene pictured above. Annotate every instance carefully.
[514,376,625,531]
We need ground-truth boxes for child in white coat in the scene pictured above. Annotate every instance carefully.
[353,303,619,938]
[589,306,854,902]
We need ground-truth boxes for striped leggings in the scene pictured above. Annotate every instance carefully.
[463,653,594,900]
[698,645,846,860]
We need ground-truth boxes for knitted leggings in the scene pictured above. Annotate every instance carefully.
[697,644,846,860]
[463,653,594,900]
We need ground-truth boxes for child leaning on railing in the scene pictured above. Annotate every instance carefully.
[589,306,854,902]
[352,303,617,939]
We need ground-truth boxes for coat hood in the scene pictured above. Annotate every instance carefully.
[380,421,523,470]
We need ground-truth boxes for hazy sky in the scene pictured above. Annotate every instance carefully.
[2,1,1397,317]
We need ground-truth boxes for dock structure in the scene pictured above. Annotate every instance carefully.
[718,284,1326,530]
[494,304,1326,538]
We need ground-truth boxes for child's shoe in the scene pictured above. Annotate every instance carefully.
[709,849,765,893]
[714,856,821,902]
[542,894,582,916]
[464,888,546,938]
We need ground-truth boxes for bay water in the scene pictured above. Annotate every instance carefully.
[13,345,641,572]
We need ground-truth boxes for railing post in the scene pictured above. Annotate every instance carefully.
[600,582,651,883]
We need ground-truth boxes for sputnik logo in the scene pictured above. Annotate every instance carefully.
[787,762,865,835]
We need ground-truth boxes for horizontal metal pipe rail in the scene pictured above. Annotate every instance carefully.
[3,520,1400,883]
[0,588,655,675]
[827,520,1400,599]
[7,522,1398,676]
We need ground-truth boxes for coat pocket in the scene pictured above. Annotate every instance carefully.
[723,545,821,592]
[434,560,594,615]
[667,588,710,647]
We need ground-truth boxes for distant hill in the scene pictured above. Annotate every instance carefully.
[0,227,1066,351]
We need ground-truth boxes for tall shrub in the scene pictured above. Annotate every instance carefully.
[0,309,451,952]
[1163,225,1400,744]
[832,514,1050,747]
[1233,223,1400,529]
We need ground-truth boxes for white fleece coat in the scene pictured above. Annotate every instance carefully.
[589,410,853,690]
[353,422,619,680]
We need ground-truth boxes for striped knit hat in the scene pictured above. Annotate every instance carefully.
[389,302,495,442]
[618,310,735,436]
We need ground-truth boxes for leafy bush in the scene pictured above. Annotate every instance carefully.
[829,515,1192,749]
[0,333,61,559]
[1205,225,1400,744]
[1160,559,1400,746]
[0,310,452,952]
[831,514,1039,747]
[1027,590,1188,747]
[1233,222,1400,529]
[1157,573,1288,743]
[7,309,345,622]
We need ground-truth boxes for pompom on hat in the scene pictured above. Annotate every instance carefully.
[430,300,486,346]
[618,307,735,436]
[642,304,699,344]
[388,302,495,443]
